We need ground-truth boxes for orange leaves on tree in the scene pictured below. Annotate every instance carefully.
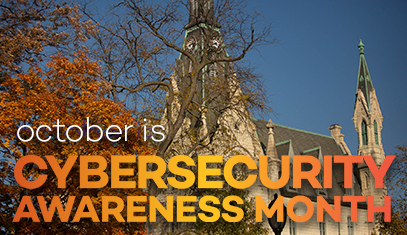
[0,51,152,234]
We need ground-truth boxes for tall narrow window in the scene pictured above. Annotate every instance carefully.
[338,222,341,235]
[289,218,296,235]
[345,179,355,196]
[374,121,379,144]
[363,172,369,190]
[345,187,353,196]
[347,217,354,235]
[317,173,323,186]
[361,120,368,145]
[319,213,326,235]
[209,63,217,78]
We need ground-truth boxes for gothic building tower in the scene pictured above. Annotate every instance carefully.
[158,1,265,233]
[175,0,227,136]
[171,0,262,160]
[353,39,386,232]
[163,2,386,234]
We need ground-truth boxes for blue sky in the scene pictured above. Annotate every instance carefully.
[94,0,407,155]
[244,0,407,155]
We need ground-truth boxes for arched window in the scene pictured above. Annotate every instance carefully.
[374,121,379,144]
[361,120,368,145]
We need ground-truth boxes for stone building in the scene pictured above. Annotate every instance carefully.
[252,40,386,235]
[161,1,387,234]
[252,41,386,235]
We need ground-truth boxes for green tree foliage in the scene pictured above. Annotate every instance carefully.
[194,172,270,235]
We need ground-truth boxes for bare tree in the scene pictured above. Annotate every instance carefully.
[83,0,274,160]
[80,9,276,230]
[0,0,276,233]
[83,5,275,232]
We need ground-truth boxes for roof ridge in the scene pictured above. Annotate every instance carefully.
[251,118,334,139]
[274,123,334,139]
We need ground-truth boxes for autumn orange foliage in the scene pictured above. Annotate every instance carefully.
[0,52,152,234]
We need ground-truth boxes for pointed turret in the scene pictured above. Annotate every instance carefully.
[266,119,278,159]
[353,39,384,153]
[356,39,374,111]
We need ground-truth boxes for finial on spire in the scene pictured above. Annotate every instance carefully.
[358,39,365,54]
[266,119,275,129]
[355,38,374,111]
[267,119,275,135]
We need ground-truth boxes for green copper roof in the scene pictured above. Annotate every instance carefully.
[356,39,374,112]
[302,146,321,154]
[275,139,291,146]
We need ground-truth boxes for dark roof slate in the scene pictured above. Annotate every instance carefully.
[253,119,345,156]
[252,118,366,208]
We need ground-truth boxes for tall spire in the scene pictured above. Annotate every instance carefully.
[356,39,374,111]
[352,40,386,235]
[185,0,219,29]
